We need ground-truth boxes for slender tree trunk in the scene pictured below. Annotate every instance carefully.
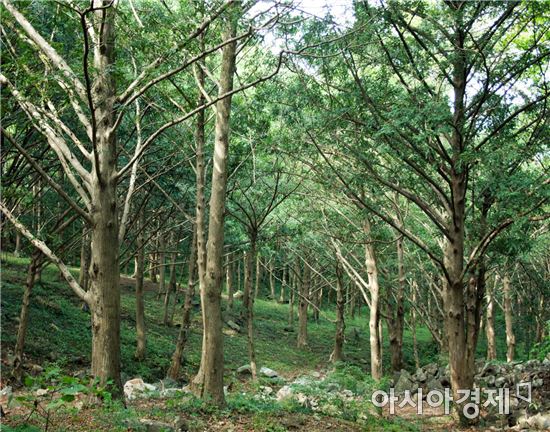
[13,249,42,380]
[332,262,345,363]
[269,260,275,300]
[190,36,208,391]
[245,235,258,379]
[237,254,241,296]
[192,16,238,406]
[135,210,146,360]
[254,253,261,299]
[78,227,91,291]
[226,252,234,309]
[411,286,420,369]
[167,227,197,379]
[288,271,295,327]
[14,230,21,256]
[242,251,250,315]
[279,265,286,303]
[131,255,138,278]
[157,235,166,299]
[388,231,405,372]
[297,260,310,348]
[364,220,382,381]
[503,273,515,362]
[89,2,121,388]
[485,278,497,361]
[163,244,177,325]
[149,252,158,283]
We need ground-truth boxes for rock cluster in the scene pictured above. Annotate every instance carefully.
[391,358,550,430]
[123,378,189,401]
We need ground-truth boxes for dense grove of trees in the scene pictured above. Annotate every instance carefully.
[1,0,548,426]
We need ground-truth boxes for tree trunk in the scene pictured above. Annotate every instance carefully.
[411,286,420,369]
[163,244,177,325]
[485,278,497,361]
[157,235,166,299]
[149,252,158,283]
[13,249,42,380]
[135,210,146,360]
[245,236,258,379]
[288,270,295,327]
[167,227,197,379]
[297,260,310,348]
[364,220,382,381]
[254,253,261,299]
[192,15,238,406]
[88,2,121,389]
[269,260,275,300]
[226,252,234,309]
[14,230,21,256]
[332,262,345,363]
[237,254,241,296]
[279,265,286,303]
[242,251,250,316]
[388,231,405,372]
[503,273,515,362]
[78,227,91,291]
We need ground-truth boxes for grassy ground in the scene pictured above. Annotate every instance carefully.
[0,253,501,431]
[0,254,438,383]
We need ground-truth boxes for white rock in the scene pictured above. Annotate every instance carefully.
[0,386,12,406]
[276,385,293,401]
[259,367,279,378]
[160,388,182,398]
[260,386,273,396]
[237,364,252,374]
[35,388,48,397]
[296,392,308,406]
[124,378,157,400]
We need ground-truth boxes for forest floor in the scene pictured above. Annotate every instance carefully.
[1,255,496,431]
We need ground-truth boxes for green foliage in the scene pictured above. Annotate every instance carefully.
[9,362,113,431]
[529,321,550,361]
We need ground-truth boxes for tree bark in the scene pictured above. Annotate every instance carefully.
[135,209,146,361]
[13,249,43,381]
[297,260,310,349]
[388,230,405,372]
[332,261,345,363]
[279,265,286,303]
[14,230,21,256]
[364,220,382,381]
[167,226,197,379]
[242,251,250,316]
[288,270,295,327]
[157,235,166,299]
[226,252,234,309]
[485,277,497,361]
[163,242,177,325]
[88,1,121,389]
[237,254,241,296]
[254,253,261,299]
[411,285,420,369]
[78,226,90,292]
[503,273,515,362]
[245,235,258,379]
[269,260,275,300]
[192,14,238,406]
[149,252,158,283]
